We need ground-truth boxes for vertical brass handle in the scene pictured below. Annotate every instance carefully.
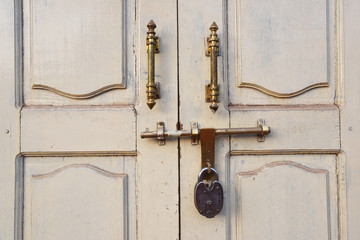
[205,22,220,113]
[146,20,160,109]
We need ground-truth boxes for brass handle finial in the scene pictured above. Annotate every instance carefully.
[146,20,160,109]
[205,22,220,113]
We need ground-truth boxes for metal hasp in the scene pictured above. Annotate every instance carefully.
[146,20,160,109]
[141,120,270,218]
[205,22,220,113]
[196,128,223,218]
[200,129,215,171]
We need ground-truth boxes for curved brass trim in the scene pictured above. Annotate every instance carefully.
[237,161,328,177]
[32,83,125,99]
[32,164,127,180]
[239,82,329,98]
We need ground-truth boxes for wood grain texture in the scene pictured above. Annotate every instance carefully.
[178,0,229,238]
[21,107,136,152]
[237,0,329,95]
[23,157,135,240]
[23,0,136,105]
[230,108,340,150]
[343,0,360,238]
[136,0,180,239]
[228,155,338,240]
[228,0,338,105]
[0,1,18,239]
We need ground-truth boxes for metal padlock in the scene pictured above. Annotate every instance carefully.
[194,168,224,218]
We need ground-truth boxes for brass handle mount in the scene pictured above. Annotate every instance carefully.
[205,22,220,113]
[146,20,160,109]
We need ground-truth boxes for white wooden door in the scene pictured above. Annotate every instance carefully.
[1,0,360,239]
[178,0,354,239]
[2,0,180,239]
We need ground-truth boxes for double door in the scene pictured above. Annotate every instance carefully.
[0,0,355,239]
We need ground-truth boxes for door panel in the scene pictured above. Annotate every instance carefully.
[2,0,360,239]
[179,0,342,239]
[23,0,134,105]
[23,157,136,240]
[136,0,180,239]
[178,0,229,238]
[228,0,337,105]
[18,1,139,238]
[230,106,340,150]
[228,155,338,240]
[21,107,136,152]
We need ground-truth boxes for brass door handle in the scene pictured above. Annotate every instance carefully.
[146,20,160,109]
[205,22,220,113]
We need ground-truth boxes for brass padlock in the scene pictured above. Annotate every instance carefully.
[194,168,224,218]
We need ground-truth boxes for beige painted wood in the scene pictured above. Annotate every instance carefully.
[238,0,328,93]
[179,0,345,239]
[21,106,136,152]
[178,0,229,238]
[11,0,175,239]
[24,0,126,93]
[136,0,180,239]
[230,107,340,150]
[0,1,18,239]
[343,0,360,238]
[23,0,135,106]
[23,157,136,240]
[228,155,338,240]
[228,0,338,105]
[1,0,360,239]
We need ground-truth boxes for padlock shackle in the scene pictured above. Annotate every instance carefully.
[198,167,219,182]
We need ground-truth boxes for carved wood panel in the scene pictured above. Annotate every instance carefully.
[22,0,135,105]
[22,157,136,240]
[228,0,341,104]
[227,155,339,240]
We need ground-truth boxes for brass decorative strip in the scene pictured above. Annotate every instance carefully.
[237,160,328,176]
[230,149,340,156]
[32,164,127,180]
[32,83,125,99]
[239,82,329,98]
[21,151,137,157]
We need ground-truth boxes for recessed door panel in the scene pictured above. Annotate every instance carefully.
[228,155,338,240]
[22,156,136,240]
[23,0,135,105]
[228,0,339,104]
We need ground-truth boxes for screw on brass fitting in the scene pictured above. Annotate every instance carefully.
[146,20,160,109]
[205,22,220,113]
